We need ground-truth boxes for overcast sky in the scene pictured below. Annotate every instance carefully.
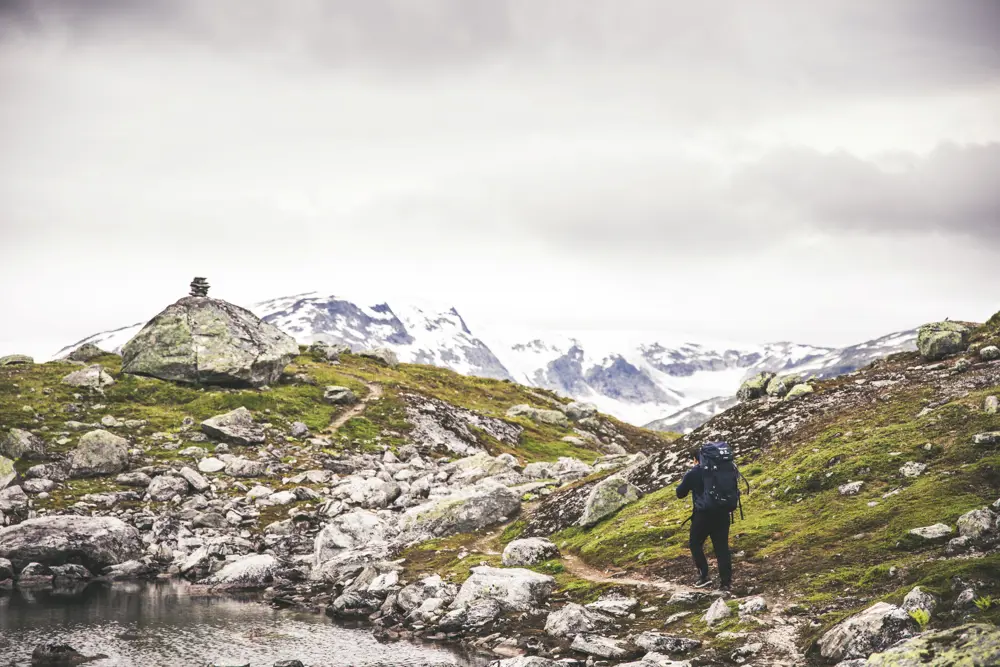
[2,0,999,358]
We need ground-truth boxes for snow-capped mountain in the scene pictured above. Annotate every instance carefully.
[57,291,917,430]
[55,292,511,381]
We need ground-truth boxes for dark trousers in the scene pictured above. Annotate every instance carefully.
[689,510,732,585]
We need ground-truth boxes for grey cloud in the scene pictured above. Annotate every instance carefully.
[734,143,1000,243]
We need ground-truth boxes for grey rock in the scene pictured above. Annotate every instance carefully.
[817,601,916,661]
[289,422,309,438]
[115,472,151,488]
[703,597,732,625]
[65,343,109,362]
[564,401,599,421]
[0,556,13,579]
[313,509,391,565]
[147,474,189,501]
[839,481,864,496]
[488,658,557,667]
[632,632,701,654]
[784,383,815,401]
[916,321,972,361]
[398,479,520,539]
[358,347,399,367]
[224,458,267,478]
[974,432,1000,446]
[899,462,927,478]
[569,634,638,659]
[864,623,1000,667]
[502,537,560,566]
[22,479,56,494]
[738,596,768,615]
[578,474,641,527]
[737,372,774,400]
[453,566,555,613]
[69,430,129,477]
[61,365,115,389]
[121,295,298,388]
[587,594,639,617]
[506,404,570,428]
[25,462,70,482]
[0,354,32,366]
[957,508,999,539]
[544,603,613,638]
[50,563,93,580]
[332,476,401,509]
[986,396,999,415]
[979,345,1000,361]
[0,515,142,571]
[323,386,357,405]
[397,574,458,613]
[178,466,210,492]
[201,407,265,446]
[192,512,228,530]
[908,523,952,541]
[1,428,47,460]
[201,554,278,588]
[103,560,150,580]
[198,457,226,473]
[901,586,937,615]
[0,456,14,491]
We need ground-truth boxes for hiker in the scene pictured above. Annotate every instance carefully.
[676,442,746,592]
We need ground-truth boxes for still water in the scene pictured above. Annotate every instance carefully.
[0,581,490,667]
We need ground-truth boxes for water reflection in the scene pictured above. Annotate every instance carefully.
[0,581,489,667]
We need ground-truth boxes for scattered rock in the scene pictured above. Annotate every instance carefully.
[65,343,109,363]
[224,458,267,478]
[502,537,560,566]
[0,354,33,366]
[986,396,999,415]
[61,365,115,389]
[979,346,1000,361]
[198,457,226,473]
[632,632,701,654]
[956,508,999,540]
[201,553,278,588]
[899,462,927,478]
[399,479,520,539]
[544,603,613,638]
[453,566,555,612]
[0,456,14,490]
[738,596,767,615]
[201,407,266,446]
[69,430,129,477]
[147,475,189,502]
[839,481,864,496]
[974,432,1000,446]
[178,466,210,492]
[564,401,599,421]
[703,598,732,626]
[1,428,47,460]
[588,594,639,617]
[817,601,916,661]
[569,634,638,660]
[323,386,358,405]
[358,347,399,367]
[901,586,937,615]
[30,642,99,666]
[506,404,570,428]
[121,295,298,387]
[784,383,815,401]
[908,524,952,541]
[22,479,56,494]
[578,474,641,527]
[737,372,774,401]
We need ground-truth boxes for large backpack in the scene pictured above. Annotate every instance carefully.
[694,441,750,520]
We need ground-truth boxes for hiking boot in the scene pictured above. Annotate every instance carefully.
[694,575,712,588]
[718,583,732,594]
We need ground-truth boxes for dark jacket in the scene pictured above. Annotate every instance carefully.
[676,464,703,508]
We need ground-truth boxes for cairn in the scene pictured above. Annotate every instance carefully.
[189,277,210,298]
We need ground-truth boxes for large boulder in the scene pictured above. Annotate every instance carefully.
[864,623,1000,667]
[766,374,802,398]
[200,554,278,589]
[0,354,32,366]
[0,515,142,571]
[502,537,560,566]
[506,404,570,428]
[61,365,115,389]
[331,476,401,509]
[147,474,190,501]
[578,474,641,527]
[957,508,999,540]
[121,296,298,387]
[817,602,916,662]
[453,565,555,612]
[1,428,47,460]
[69,430,129,477]
[398,479,520,539]
[201,407,266,445]
[917,321,973,361]
[323,386,357,405]
[314,509,392,565]
[359,347,399,367]
[737,372,774,401]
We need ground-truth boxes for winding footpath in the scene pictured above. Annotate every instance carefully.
[323,381,384,433]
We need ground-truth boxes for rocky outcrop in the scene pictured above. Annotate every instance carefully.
[916,321,972,361]
[359,347,399,367]
[69,430,129,477]
[453,566,555,612]
[506,404,570,428]
[200,407,265,445]
[314,509,392,565]
[578,474,640,527]
[121,295,298,387]
[0,515,142,571]
[65,343,110,362]
[1,428,47,460]
[863,623,1000,667]
[737,372,774,400]
[0,354,33,366]
[817,602,916,662]
[201,553,278,588]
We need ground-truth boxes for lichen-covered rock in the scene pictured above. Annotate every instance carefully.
[224,457,267,478]
[331,476,401,509]
[908,523,952,541]
[506,404,570,428]
[397,574,458,613]
[1,428,47,460]
[200,554,278,588]
[313,509,391,565]
[524,456,594,483]
[864,623,1000,667]
[916,321,972,361]
[0,515,142,571]
[738,596,768,615]
[817,602,916,661]
[398,479,520,539]
[564,401,599,421]
[323,385,357,405]
[359,347,399,367]
[0,455,14,491]
[898,462,927,478]
[957,508,999,540]
[61,365,115,389]
[121,295,297,387]
[784,383,815,401]
[737,372,774,400]
[578,474,640,527]
[986,396,999,415]
[201,407,265,445]
[544,603,613,637]
[147,474,189,501]
[974,432,1000,446]
[766,374,802,398]
[901,586,937,615]
[65,343,110,362]
[453,566,555,612]
[69,430,129,477]
[839,481,864,496]
[703,598,732,626]
[569,634,638,660]
[981,346,1000,361]
[502,537,560,566]
[632,632,701,654]
[0,354,33,366]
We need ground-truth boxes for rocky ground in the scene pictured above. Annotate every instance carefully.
[1,312,1000,667]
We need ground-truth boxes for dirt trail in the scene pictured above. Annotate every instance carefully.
[324,381,384,433]
[561,552,695,595]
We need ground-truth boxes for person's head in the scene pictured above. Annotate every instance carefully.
[691,445,701,464]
